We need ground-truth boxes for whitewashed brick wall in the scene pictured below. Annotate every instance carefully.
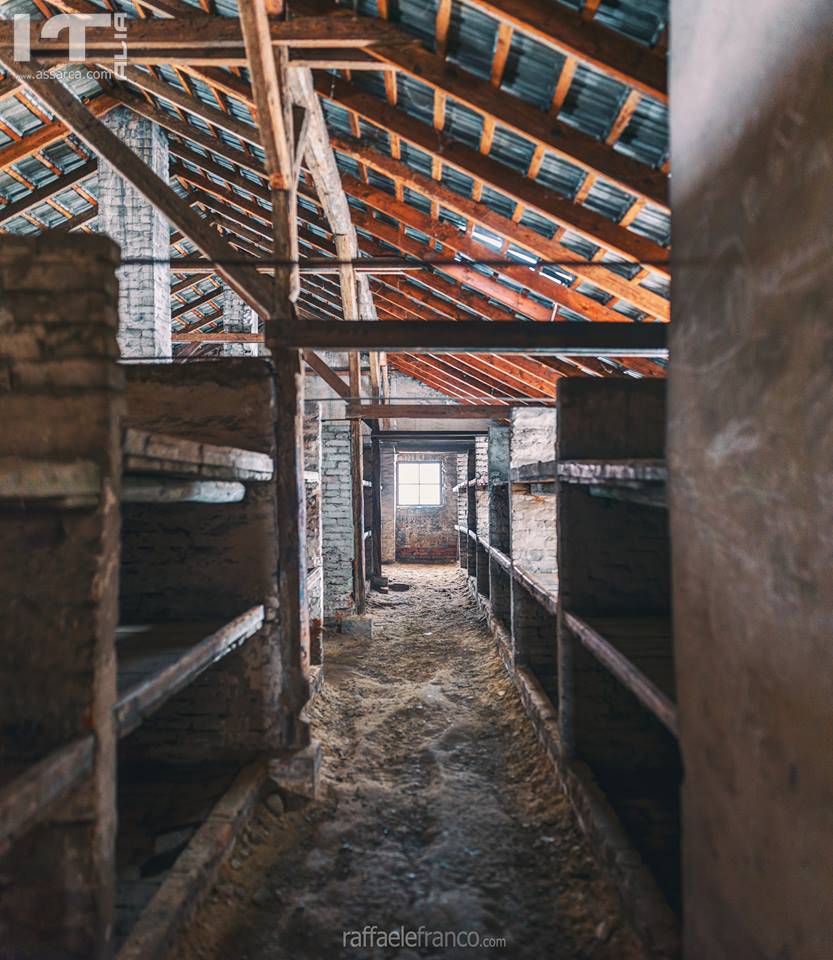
[97,108,171,359]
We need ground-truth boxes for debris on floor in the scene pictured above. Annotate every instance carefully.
[175,565,648,960]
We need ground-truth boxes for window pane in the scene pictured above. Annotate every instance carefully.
[398,484,421,505]
[397,462,420,484]
[419,462,441,485]
[419,484,441,505]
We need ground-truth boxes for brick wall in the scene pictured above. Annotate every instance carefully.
[395,452,459,563]
[321,421,354,619]
[98,107,170,359]
[304,410,323,661]
[380,444,396,563]
[222,288,259,357]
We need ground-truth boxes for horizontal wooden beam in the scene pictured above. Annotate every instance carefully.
[272,320,668,355]
[345,403,543,419]
[0,16,406,54]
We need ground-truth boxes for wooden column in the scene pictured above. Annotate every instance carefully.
[237,0,310,747]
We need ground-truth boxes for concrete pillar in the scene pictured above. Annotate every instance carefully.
[222,287,260,357]
[97,107,171,359]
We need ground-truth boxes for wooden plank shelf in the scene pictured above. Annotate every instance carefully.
[512,563,559,615]
[510,459,557,484]
[123,429,274,483]
[0,457,101,507]
[115,606,265,738]
[558,459,668,509]
[0,735,95,859]
[557,459,668,484]
[121,477,246,504]
[563,611,677,738]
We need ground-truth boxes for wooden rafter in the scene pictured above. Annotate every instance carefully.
[289,2,667,208]
[451,0,666,102]
[313,74,667,268]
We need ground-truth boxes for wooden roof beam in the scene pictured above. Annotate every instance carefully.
[273,319,667,356]
[292,1,666,208]
[336,158,667,316]
[0,52,272,315]
[313,73,666,268]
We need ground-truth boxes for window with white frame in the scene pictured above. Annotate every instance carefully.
[397,460,442,506]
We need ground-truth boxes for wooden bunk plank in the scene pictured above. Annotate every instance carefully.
[0,458,100,505]
[116,762,264,960]
[557,459,668,483]
[512,564,559,615]
[490,545,511,572]
[0,735,95,860]
[123,429,274,482]
[563,611,677,737]
[510,459,558,483]
[115,606,265,738]
[121,478,246,504]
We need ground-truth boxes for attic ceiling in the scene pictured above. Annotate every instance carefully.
[0,0,669,401]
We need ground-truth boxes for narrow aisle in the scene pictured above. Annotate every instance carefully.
[178,565,648,960]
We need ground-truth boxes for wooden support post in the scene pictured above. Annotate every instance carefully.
[237,3,309,747]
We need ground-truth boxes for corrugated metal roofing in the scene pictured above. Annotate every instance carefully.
[501,32,564,111]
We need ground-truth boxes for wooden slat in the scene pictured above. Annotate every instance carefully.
[563,611,678,737]
[115,607,265,738]
[512,563,558,615]
[0,160,97,225]
[121,477,246,504]
[123,428,274,481]
[556,459,668,483]
[0,736,95,859]
[340,175,668,321]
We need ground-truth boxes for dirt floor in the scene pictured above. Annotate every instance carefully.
[176,564,649,960]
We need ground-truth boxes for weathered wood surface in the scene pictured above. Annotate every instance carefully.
[557,459,668,484]
[121,478,246,504]
[0,457,101,505]
[512,563,559,616]
[276,320,668,355]
[115,607,265,738]
[0,735,94,860]
[509,459,558,484]
[563,612,677,737]
[489,545,511,572]
[124,429,273,482]
[116,762,264,960]
[0,234,122,959]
